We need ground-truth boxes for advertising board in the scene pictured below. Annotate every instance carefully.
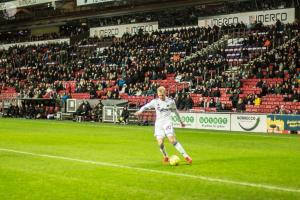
[231,114,267,132]
[198,8,295,27]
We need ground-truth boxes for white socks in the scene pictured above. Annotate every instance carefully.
[173,141,188,157]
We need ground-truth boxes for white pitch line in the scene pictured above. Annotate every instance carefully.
[0,148,300,194]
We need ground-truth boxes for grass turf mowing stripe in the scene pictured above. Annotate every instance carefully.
[1,147,299,194]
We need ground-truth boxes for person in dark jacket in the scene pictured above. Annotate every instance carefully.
[119,105,130,124]
[236,98,246,112]
[184,94,194,110]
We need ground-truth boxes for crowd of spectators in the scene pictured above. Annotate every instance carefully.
[0,24,224,102]
[239,31,300,101]
[273,105,300,115]
[0,20,299,115]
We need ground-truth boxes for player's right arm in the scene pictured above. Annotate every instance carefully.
[134,99,155,116]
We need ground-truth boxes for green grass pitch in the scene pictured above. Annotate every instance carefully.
[0,118,300,200]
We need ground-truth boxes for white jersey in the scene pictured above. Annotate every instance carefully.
[138,97,177,125]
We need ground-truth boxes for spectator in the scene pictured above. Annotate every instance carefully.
[74,102,91,121]
[256,68,264,79]
[291,90,300,102]
[213,87,221,98]
[215,97,222,110]
[256,79,263,88]
[91,101,103,122]
[246,94,255,105]
[230,93,239,108]
[254,95,262,106]
[198,97,205,107]
[274,83,282,94]
[184,94,194,110]
[120,84,129,94]
[118,105,130,124]
[236,98,246,112]
[273,106,280,114]
[202,88,209,97]
[208,98,216,108]
[111,88,119,99]
[279,105,286,114]
[268,84,275,94]
[261,81,268,96]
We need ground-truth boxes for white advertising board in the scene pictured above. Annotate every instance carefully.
[198,8,295,27]
[90,21,158,38]
[195,113,231,131]
[76,0,114,6]
[172,112,197,129]
[231,114,267,133]
[172,112,231,131]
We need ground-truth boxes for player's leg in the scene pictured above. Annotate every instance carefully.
[167,135,192,164]
[156,137,169,163]
[155,125,169,163]
[167,135,187,157]
[163,123,192,164]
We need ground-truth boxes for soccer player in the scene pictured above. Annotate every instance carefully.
[134,86,192,164]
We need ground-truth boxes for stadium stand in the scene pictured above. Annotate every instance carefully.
[0,0,299,119]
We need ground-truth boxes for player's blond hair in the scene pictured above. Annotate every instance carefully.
[157,86,166,95]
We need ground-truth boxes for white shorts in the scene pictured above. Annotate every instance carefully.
[154,122,175,139]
